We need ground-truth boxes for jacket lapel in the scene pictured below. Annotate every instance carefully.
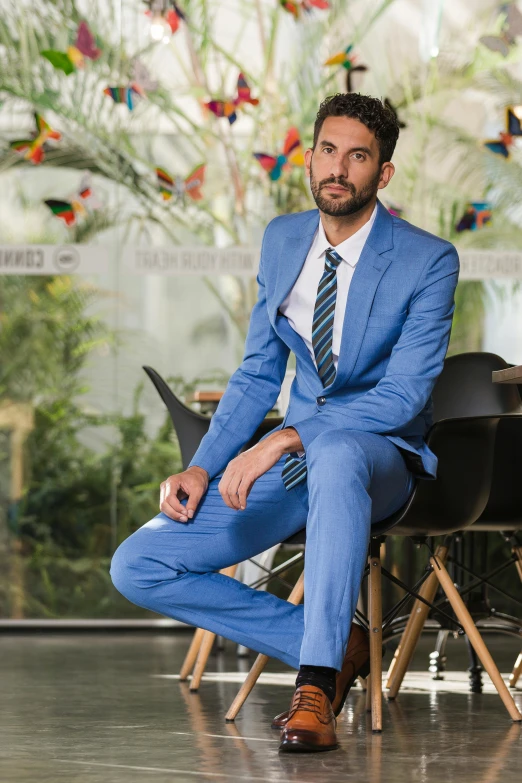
[270,213,320,322]
[269,201,394,393]
[328,201,394,391]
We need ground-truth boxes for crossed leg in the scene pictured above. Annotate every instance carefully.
[111,430,414,670]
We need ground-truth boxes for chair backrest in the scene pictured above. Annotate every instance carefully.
[143,366,210,470]
[376,352,522,538]
[431,356,522,532]
[431,352,522,421]
[473,415,522,531]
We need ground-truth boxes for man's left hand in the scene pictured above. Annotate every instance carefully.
[218,428,302,511]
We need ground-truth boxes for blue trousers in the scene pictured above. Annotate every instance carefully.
[111,430,414,671]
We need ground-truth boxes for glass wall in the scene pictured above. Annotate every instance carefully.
[1,0,522,622]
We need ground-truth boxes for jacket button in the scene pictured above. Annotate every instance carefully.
[317,396,326,406]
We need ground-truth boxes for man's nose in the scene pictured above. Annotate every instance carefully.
[329,157,349,179]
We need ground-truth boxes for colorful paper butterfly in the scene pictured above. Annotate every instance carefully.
[9,113,62,165]
[280,0,329,19]
[205,73,259,125]
[41,21,101,75]
[479,3,522,56]
[386,203,404,219]
[324,45,368,92]
[156,164,206,202]
[484,105,522,157]
[104,61,158,110]
[104,86,141,110]
[253,128,305,181]
[44,175,100,226]
[455,202,492,232]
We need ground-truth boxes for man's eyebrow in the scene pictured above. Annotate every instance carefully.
[319,140,373,155]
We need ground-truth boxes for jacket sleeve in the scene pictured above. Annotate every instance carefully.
[290,245,460,451]
[187,226,290,479]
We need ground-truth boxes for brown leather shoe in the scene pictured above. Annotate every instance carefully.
[279,685,338,752]
[272,622,370,730]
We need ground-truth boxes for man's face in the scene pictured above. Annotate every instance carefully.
[305,116,394,217]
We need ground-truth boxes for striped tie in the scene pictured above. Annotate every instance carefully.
[281,247,343,490]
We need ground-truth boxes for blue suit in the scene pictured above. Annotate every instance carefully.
[111,201,459,670]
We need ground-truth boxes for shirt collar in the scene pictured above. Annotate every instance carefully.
[314,202,379,267]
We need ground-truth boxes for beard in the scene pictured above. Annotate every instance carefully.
[310,164,381,217]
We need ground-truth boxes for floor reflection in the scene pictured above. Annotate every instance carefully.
[0,632,521,783]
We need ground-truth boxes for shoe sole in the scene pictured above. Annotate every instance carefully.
[279,740,339,753]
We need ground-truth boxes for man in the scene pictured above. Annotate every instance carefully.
[111,93,459,752]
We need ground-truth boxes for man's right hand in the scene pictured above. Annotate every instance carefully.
[159,466,209,522]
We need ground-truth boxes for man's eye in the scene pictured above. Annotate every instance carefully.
[323,147,334,153]
[353,153,365,161]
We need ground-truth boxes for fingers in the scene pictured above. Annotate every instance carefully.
[219,470,250,511]
[185,486,205,519]
[160,477,191,522]
[218,472,239,510]
[236,477,252,511]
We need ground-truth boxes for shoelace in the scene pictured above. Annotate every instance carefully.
[289,689,323,716]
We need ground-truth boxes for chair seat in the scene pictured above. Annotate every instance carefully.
[281,529,306,546]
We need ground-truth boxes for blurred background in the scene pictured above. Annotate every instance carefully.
[1,0,521,623]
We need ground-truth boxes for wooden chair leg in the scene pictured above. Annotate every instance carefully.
[509,652,522,689]
[189,564,238,692]
[225,570,305,722]
[508,546,522,689]
[429,555,522,722]
[368,543,383,733]
[180,627,206,681]
[190,630,217,691]
[386,543,449,699]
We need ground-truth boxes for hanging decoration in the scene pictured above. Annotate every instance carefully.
[103,86,141,110]
[324,45,368,93]
[386,203,404,219]
[204,73,259,125]
[41,21,101,75]
[480,2,522,57]
[253,127,305,181]
[455,202,492,232]
[384,98,407,128]
[9,113,62,165]
[280,0,330,19]
[104,61,158,110]
[484,105,522,158]
[144,0,185,43]
[156,164,206,202]
[44,175,100,226]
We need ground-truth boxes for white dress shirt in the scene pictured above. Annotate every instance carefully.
[279,204,378,456]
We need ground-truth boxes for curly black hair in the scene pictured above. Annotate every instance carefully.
[313,93,400,165]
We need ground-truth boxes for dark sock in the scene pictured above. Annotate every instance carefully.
[296,665,337,704]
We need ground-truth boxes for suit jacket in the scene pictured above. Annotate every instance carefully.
[188,200,460,482]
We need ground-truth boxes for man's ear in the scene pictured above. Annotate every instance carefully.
[304,147,313,177]
[378,161,395,190]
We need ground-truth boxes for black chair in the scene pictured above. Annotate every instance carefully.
[464,412,522,691]
[387,356,522,696]
[143,366,211,470]
[142,366,304,689]
[225,352,522,730]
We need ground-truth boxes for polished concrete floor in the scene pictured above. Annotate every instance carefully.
[1,631,522,782]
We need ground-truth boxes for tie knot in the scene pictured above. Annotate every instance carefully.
[325,247,343,272]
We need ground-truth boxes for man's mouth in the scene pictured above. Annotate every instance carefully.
[323,183,350,193]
